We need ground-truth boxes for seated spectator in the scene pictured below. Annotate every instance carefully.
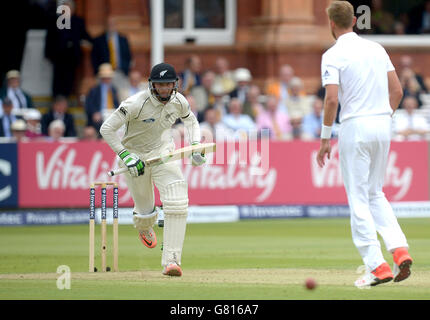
[285,77,312,117]
[408,0,430,34]
[186,94,204,123]
[400,68,425,107]
[209,83,229,122]
[23,108,43,139]
[420,1,430,34]
[213,57,236,95]
[179,55,202,95]
[41,95,77,137]
[266,64,296,113]
[229,68,252,106]
[370,0,395,34]
[0,70,34,117]
[289,111,305,140]
[10,119,28,142]
[256,95,291,140]
[393,96,430,141]
[119,70,146,102]
[191,70,216,112]
[243,85,264,121]
[47,119,66,141]
[81,126,99,141]
[91,16,132,89]
[223,98,256,139]
[0,98,22,138]
[400,55,428,93]
[85,63,120,131]
[200,106,232,142]
[302,97,323,140]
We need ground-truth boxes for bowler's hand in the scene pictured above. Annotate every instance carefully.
[317,139,331,168]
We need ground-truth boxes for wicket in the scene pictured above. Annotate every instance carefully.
[89,182,119,272]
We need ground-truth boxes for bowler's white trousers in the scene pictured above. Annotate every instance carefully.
[339,114,408,271]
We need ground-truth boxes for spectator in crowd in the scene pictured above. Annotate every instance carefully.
[418,0,430,34]
[85,63,120,131]
[81,125,99,141]
[44,0,92,97]
[285,77,312,117]
[209,82,229,122]
[266,64,295,113]
[186,94,205,123]
[256,95,291,140]
[394,96,430,141]
[229,68,252,106]
[119,70,146,102]
[242,84,264,121]
[400,55,428,93]
[47,119,66,141]
[179,55,202,95]
[369,0,395,34]
[0,70,34,116]
[91,16,132,89]
[289,111,304,140]
[213,57,236,95]
[302,97,323,140]
[10,119,28,142]
[400,68,425,107]
[223,98,255,138]
[199,106,232,142]
[41,95,77,137]
[0,98,21,138]
[393,21,406,35]
[23,108,43,139]
[191,70,216,112]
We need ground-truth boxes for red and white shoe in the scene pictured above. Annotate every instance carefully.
[163,263,183,277]
[139,227,157,248]
[393,248,413,283]
[355,262,393,288]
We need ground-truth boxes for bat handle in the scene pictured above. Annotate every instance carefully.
[107,167,129,176]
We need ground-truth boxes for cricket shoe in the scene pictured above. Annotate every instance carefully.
[392,248,413,283]
[354,262,393,288]
[139,227,157,248]
[163,263,183,277]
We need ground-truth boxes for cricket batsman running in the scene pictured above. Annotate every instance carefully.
[317,1,413,287]
[100,62,205,276]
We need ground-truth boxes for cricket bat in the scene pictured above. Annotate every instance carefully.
[107,143,216,176]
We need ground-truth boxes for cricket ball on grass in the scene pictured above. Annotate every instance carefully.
[305,278,317,290]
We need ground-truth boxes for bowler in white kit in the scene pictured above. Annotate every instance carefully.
[317,1,413,287]
[100,62,205,276]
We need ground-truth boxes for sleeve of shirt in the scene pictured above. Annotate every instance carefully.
[321,53,340,87]
[99,98,133,154]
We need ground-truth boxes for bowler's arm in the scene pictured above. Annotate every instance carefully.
[388,71,403,114]
[323,84,339,128]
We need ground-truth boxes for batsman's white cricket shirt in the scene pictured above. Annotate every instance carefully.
[321,32,395,122]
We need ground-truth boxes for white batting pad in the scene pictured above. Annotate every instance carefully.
[161,181,189,267]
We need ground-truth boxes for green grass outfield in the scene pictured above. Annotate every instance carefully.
[0,218,429,300]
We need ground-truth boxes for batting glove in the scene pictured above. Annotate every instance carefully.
[118,150,145,177]
[190,142,206,167]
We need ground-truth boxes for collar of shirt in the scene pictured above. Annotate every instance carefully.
[336,32,358,43]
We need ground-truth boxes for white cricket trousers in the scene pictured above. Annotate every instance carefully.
[339,114,408,271]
